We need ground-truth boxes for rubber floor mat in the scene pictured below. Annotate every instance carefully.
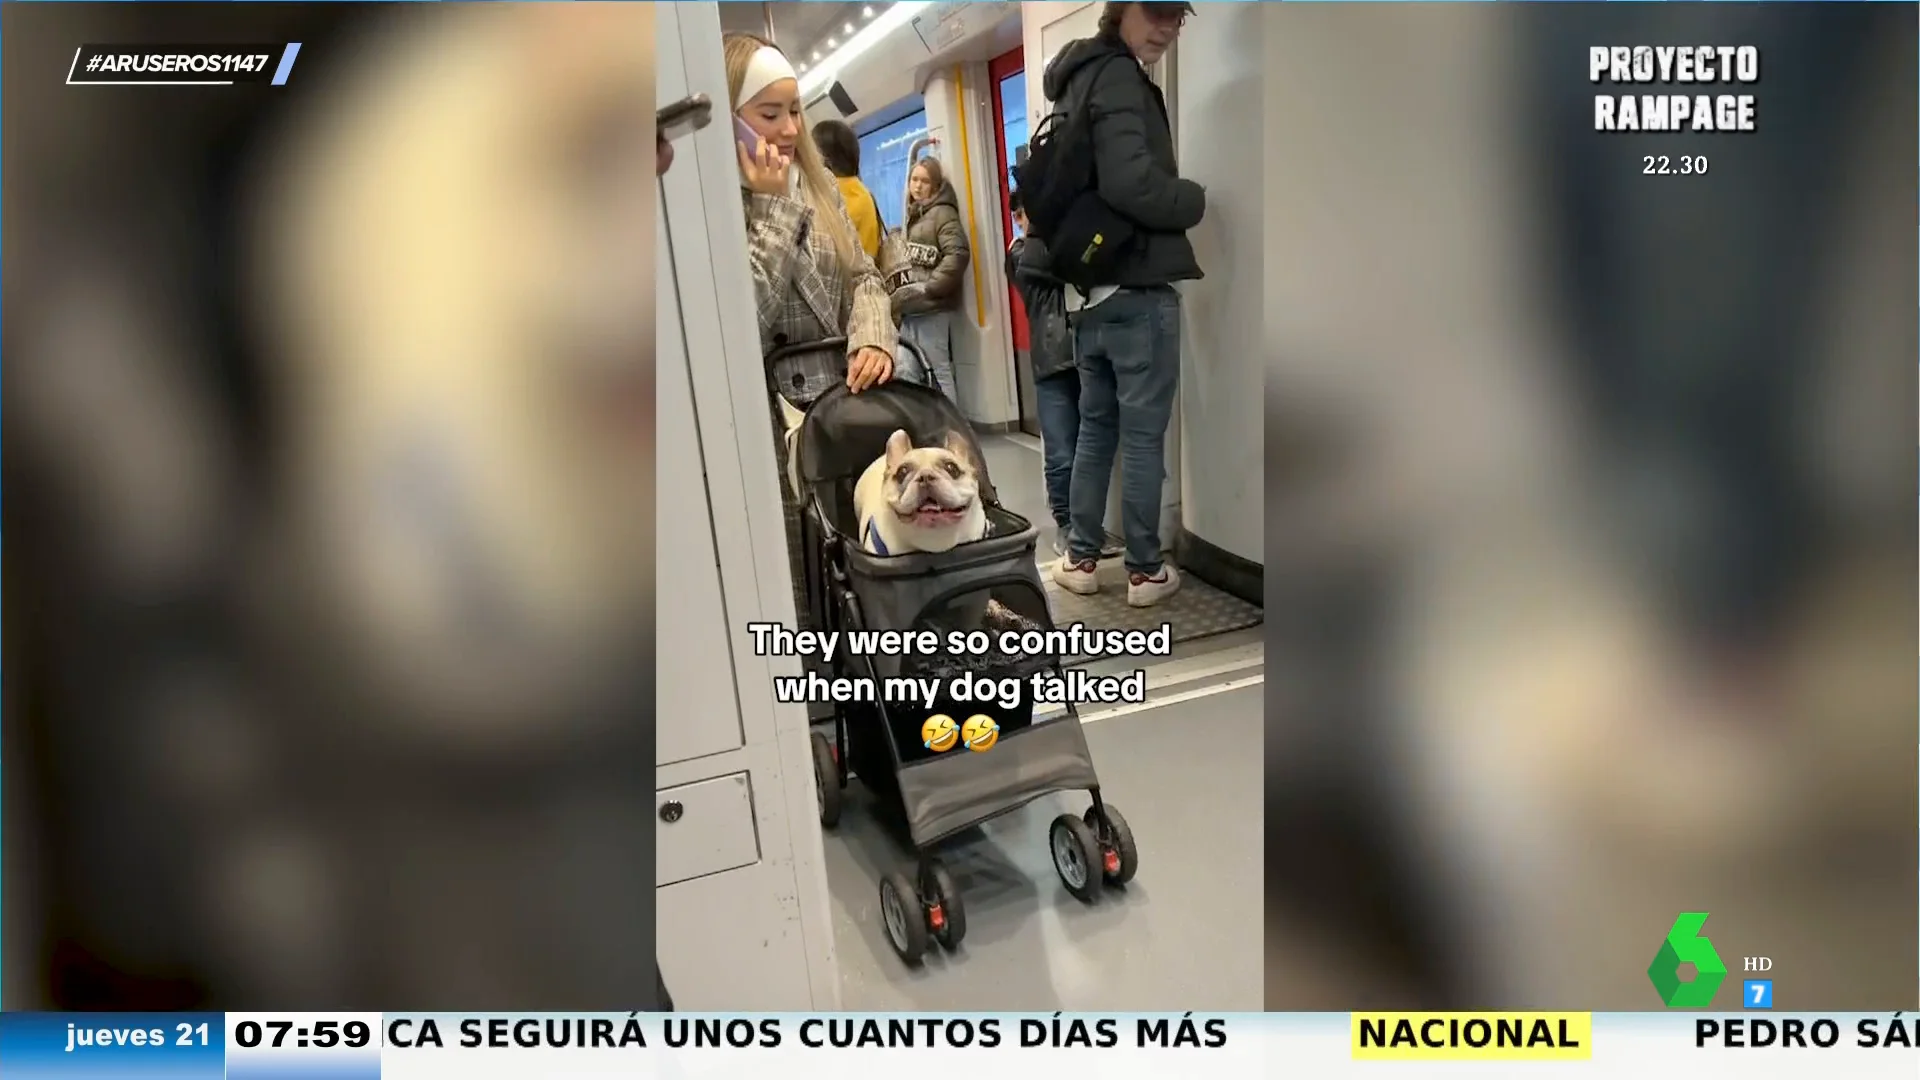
[1043,558,1262,661]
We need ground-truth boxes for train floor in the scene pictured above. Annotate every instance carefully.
[819,434,1264,1010]
[980,432,1263,649]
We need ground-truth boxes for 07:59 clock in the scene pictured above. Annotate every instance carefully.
[1644,155,1708,176]
[231,1014,377,1050]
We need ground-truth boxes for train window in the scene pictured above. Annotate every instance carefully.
[997,70,1028,194]
[857,108,927,231]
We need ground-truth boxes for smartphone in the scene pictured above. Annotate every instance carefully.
[733,115,763,155]
[656,93,711,143]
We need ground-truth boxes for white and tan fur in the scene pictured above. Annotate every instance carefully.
[853,428,988,556]
[8,4,661,1006]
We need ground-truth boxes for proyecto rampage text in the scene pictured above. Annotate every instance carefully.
[385,1014,1229,1051]
[1591,45,1760,131]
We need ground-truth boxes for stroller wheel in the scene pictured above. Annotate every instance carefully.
[1085,803,1139,886]
[1048,813,1105,903]
[924,861,967,950]
[811,731,841,827]
[878,871,930,963]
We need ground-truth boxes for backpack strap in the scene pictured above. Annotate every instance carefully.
[1061,51,1134,308]
[1033,51,1131,143]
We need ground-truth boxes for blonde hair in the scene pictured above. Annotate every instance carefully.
[723,33,857,272]
[910,155,944,193]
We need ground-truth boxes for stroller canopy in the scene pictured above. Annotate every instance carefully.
[796,380,998,507]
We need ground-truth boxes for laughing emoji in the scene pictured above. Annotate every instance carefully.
[922,714,959,752]
[961,714,999,752]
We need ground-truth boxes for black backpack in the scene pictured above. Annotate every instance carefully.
[1013,53,1135,290]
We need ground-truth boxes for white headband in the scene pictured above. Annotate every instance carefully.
[735,46,799,111]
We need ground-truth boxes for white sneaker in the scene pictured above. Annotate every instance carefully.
[1050,532,1069,559]
[1051,556,1101,595]
[1127,563,1181,607]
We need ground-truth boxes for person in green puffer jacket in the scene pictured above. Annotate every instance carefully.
[890,155,971,402]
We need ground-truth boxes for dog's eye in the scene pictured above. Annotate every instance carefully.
[943,461,961,478]
[894,466,912,484]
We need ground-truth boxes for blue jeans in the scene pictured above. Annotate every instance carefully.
[898,309,958,402]
[1032,370,1081,530]
[1068,286,1179,574]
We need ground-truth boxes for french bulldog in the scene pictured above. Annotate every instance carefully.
[9,2,662,1007]
[853,428,988,556]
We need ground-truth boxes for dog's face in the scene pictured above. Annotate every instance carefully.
[880,428,981,531]
[241,4,658,722]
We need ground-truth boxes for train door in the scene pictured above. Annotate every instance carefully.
[987,46,1039,438]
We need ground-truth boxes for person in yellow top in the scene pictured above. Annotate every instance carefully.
[812,119,882,260]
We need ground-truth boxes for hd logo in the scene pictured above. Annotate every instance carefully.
[1648,912,1728,1007]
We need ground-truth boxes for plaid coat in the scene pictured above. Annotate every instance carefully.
[743,184,896,407]
[743,182,896,638]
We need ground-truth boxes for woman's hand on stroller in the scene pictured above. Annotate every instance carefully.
[847,346,893,393]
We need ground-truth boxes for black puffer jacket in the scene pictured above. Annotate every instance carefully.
[1042,35,1204,285]
[1009,236,1075,381]
[890,178,971,318]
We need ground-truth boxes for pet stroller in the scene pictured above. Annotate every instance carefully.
[765,337,1140,966]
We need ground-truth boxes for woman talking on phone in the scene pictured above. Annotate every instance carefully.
[725,31,896,625]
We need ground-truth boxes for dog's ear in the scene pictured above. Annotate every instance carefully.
[885,429,913,470]
[942,430,977,473]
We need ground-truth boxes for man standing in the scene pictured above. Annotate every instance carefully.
[1043,1,1202,607]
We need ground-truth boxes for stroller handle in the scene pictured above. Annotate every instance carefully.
[766,334,993,505]
[762,335,927,372]
[763,335,938,398]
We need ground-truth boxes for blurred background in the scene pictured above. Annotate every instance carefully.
[1261,3,1917,1009]
[3,2,658,1008]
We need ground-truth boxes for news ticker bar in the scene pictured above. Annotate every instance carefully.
[0,1012,1913,1078]
[66,43,302,86]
